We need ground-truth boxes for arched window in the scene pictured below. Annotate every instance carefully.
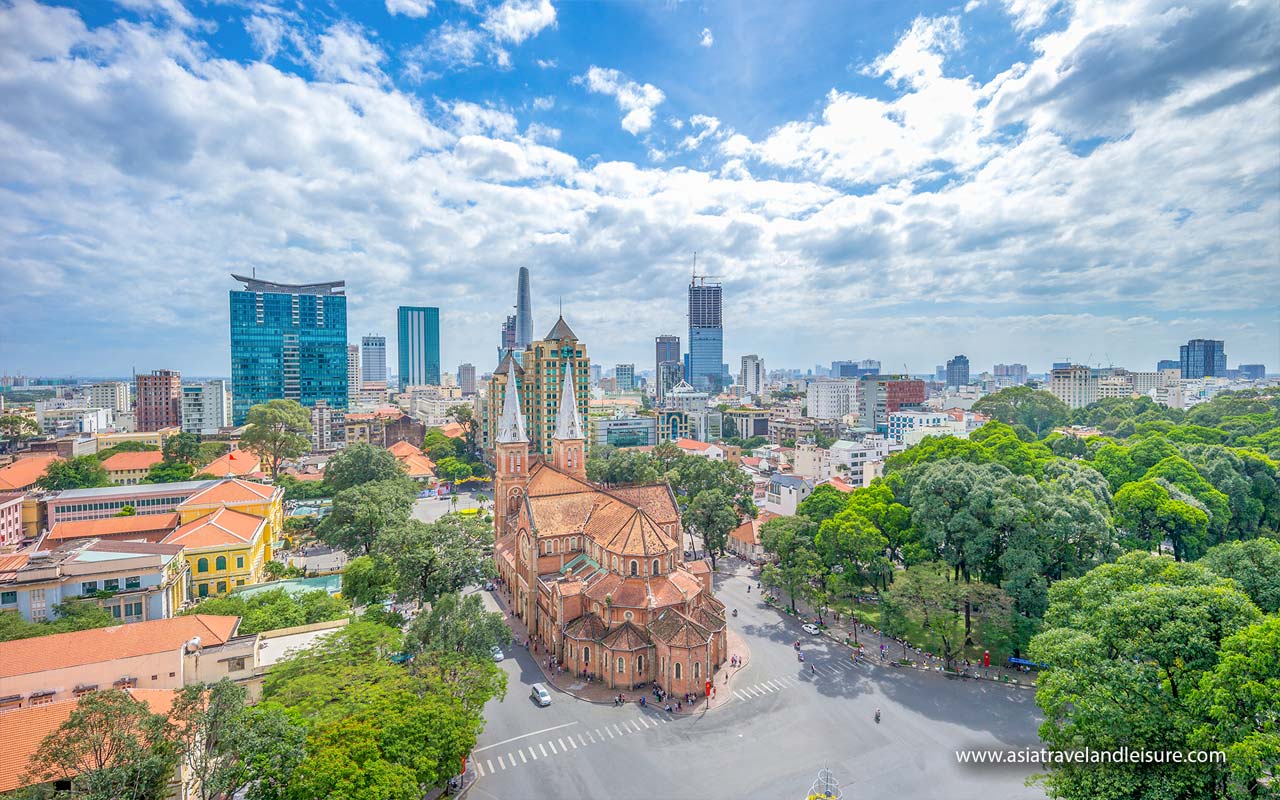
[694,662,701,680]
[674,662,682,679]
[617,657,625,673]
[215,555,227,571]
[197,558,208,573]
[583,647,591,664]
[652,559,659,575]
[629,560,638,576]
[636,655,644,673]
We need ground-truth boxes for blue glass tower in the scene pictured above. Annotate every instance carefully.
[687,277,724,392]
[1179,339,1227,379]
[397,306,441,391]
[229,274,348,424]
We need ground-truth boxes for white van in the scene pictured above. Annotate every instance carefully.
[530,683,552,707]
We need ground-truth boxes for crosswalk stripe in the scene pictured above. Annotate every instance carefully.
[606,727,615,739]
[539,743,548,757]
[497,756,505,770]
[758,683,775,693]
[477,762,486,777]
[486,759,494,773]
[660,716,669,722]
[549,741,559,754]
[569,736,578,749]
[767,680,784,690]
[629,721,642,733]
[528,747,537,760]
[578,734,588,746]
[590,730,599,742]
[519,750,527,764]
[508,753,516,766]
[614,724,626,737]
[734,690,748,701]
[558,738,567,750]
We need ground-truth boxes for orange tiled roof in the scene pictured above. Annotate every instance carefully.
[601,621,651,650]
[180,478,277,507]
[0,616,239,680]
[0,689,175,793]
[0,455,61,491]
[387,440,422,457]
[674,438,711,451]
[99,450,164,472]
[163,507,265,548]
[201,449,261,477]
[439,422,465,439]
[396,453,436,479]
[647,609,712,647]
[605,484,679,526]
[46,512,180,542]
[0,553,29,574]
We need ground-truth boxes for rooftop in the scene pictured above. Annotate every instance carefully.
[0,455,61,491]
[163,507,265,548]
[0,616,239,679]
[53,479,217,502]
[99,450,164,472]
[44,512,181,543]
[231,273,344,295]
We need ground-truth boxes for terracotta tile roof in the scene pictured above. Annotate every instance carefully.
[438,422,465,439]
[668,568,705,599]
[0,616,239,679]
[163,507,265,548]
[526,464,593,497]
[100,450,165,472]
[0,553,29,574]
[645,575,685,608]
[563,612,608,641]
[605,484,679,526]
[180,478,278,507]
[595,510,674,558]
[396,453,436,479]
[201,449,261,477]
[601,621,651,651]
[674,438,711,451]
[582,573,623,605]
[528,493,596,535]
[728,511,777,546]
[685,560,710,575]
[647,609,712,647]
[387,440,422,457]
[0,689,175,793]
[826,476,857,493]
[690,605,726,632]
[46,512,180,543]
[0,455,60,491]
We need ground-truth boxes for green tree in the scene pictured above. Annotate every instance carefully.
[434,456,473,485]
[94,440,159,462]
[0,414,41,443]
[405,591,510,659]
[1114,478,1209,561]
[18,689,177,800]
[422,428,461,462]
[377,513,493,604]
[970,386,1070,438]
[1199,538,1280,612]
[324,442,405,492]
[796,483,850,524]
[239,399,312,479]
[197,440,231,466]
[116,505,137,516]
[142,460,196,484]
[162,432,202,466]
[447,404,480,460]
[684,489,739,570]
[884,568,1013,669]
[815,509,890,592]
[36,455,110,490]
[170,680,306,800]
[341,554,394,607]
[586,446,662,485]
[318,477,418,555]
[0,599,117,642]
[759,515,820,612]
[181,588,349,636]
[1142,455,1232,543]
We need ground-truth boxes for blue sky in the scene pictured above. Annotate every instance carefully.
[1,0,1277,379]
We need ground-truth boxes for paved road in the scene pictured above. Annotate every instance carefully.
[412,492,481,523]
[468,567,1045,800]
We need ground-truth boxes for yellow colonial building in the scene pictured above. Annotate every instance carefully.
[162,479,283,597]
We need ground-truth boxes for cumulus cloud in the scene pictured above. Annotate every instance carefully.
[0,0,1276,375]
[680,115,720,150]
[699,27,713,47]
[575,66,666,134]
[386,0,433,18]
[482,0,556,45]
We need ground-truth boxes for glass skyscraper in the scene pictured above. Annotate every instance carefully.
[687,277,724,392]
[397,306,441,391]
[361,335,387,386]
[229,274,348,424]
[1179,339,1226,379]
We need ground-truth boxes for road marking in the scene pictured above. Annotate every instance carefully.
[734,690,748,701]
[589,730,598,742]
[476,721,579,752]
[758,683,775,693]
[507,753,515,767]
[768,680,786,690]
[568,736,578,749]
[539,743,548,757]
[558,738,567,750]
[528,747,537,761]
[477,762,486,777]
[547,741,558,754]
[606,727,615,739]
[613,724,626,737]
[496,756,505,770]
[629,720,642,733]
[519,751,527,764]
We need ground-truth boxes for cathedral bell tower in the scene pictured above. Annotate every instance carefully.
[494,357,531,534]
[551,360,586,480]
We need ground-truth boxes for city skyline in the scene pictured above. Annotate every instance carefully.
[1,1,1278,376]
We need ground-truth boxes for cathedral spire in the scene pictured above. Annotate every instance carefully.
[553,362,584,441]
[497,374,528,444]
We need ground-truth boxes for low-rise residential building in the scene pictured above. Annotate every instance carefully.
[723,407,770,439]
[0,455,61,493]
[790,443,832,482]
[387,440,436,482]
[345,408,427,449]
[764,475,814,516]
[768,417,838,446]
[34,406,113,437]
[806,379,857,420]
[829,437,889,487]
[0,539,189,624]
[0,494,23,549]
[673,438,725,460]
[0,615,239,708]
[726,511,777,562]
[886,410,952,442]
[100,450,165,485]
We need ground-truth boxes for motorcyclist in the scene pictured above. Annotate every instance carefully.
[875,708,881,723]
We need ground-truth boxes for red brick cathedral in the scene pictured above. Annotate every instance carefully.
[492,353,727,696]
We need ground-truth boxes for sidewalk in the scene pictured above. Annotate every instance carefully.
[489,584,753,713]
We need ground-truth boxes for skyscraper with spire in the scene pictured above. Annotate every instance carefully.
[515,266,533,351]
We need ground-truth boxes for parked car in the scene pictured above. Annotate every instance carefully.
[530,683,552,707]
[802,623,821,636]
[491,645,505,662]
[484,580,496,591]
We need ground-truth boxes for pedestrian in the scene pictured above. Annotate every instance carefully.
[712,687,717,699]
[810,664,815,675]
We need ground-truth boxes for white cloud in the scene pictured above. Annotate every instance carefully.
[536,57,557,69]
[244,14,286,60]
[386,0,433,18]
[309,21,387,86]
[680,114,720,150]
[482,0,556,45]
[575,66,666,135]
[699,27,713,47]
[405,21,488,78]
[531,95,555,111]
[447,101,519,137]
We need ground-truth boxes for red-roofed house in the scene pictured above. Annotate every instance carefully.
[101,450,164,485]
[673,438,725,460]
[201,449,262,478]
[0,455,60,492]
[727,511,777,562]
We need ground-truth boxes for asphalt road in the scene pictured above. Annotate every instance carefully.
[467,565,1046,800]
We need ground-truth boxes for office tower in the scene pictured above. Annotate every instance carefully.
[740,354,765,397]
[135,369,181,431]
[657,362,683,404]
[655,335,681,401]
[87,382,131,414]
[1180,339,1226,379]
[858,375,926,434]
[831,359,880,378]
[590,363,603,385]
[1157,359,1180,372]
[498,315,516,363]
[361,335,388,387]
[484,315,590,460]
[458,363,477,395]
[687,276,724,392]
[945,355,970,388]
[396,307,441,391]
[807,378,856,420]
[615,364,635,391]
[993,363,1028,385]
[347,345,361,397]
[1239,364,1266,380]
[515,266,533,351]
[181,380,231,434]
[1050,365,1097,409]
[228,273,348,424]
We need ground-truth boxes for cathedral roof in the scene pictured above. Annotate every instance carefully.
[647,609,713,648]
[602,621,652,651]
[605,484,680,527]
[544,315,578,341]
[553,362,585,441]
[563,612,608,641]
[596,510,673,557]
[493,352,524,376]
[496,375,528,444]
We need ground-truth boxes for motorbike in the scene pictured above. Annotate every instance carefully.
[732,609,738,617]
[798,652,805,662]
[793,640,801,650]
[874,709,881,724]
